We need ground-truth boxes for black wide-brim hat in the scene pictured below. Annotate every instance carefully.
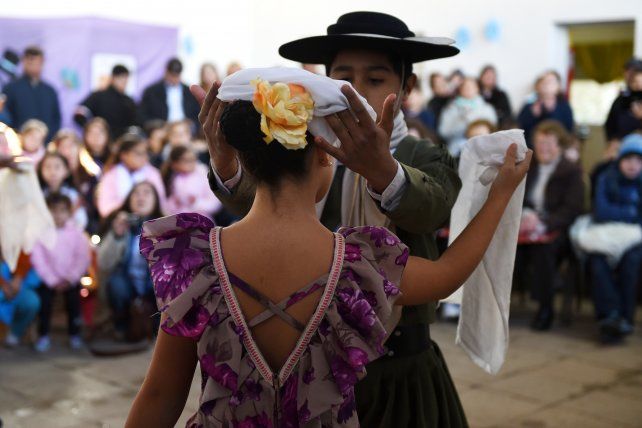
[279,11,459,65]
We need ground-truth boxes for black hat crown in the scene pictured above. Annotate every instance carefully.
[327,12,415,39]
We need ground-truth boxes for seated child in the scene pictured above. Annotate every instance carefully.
[590,133,642,343]
[30,193,91,351]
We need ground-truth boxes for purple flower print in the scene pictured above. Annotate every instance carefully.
[336,390,356,424]
[175,212,215,231]
[383,278,400,297]
[319,319,331,337]
[341,268,362,285]
[200,354,238,391]
[161,304,212,338]
[298,400,311,424]
[230,389,244,406]
[362,226,400,247]
[339,227,357,238]
[344,243,362,263]
[336,287,377,336]
[330,356,358,395]
[233,412,273,428]
[345,347,369,371]
[245,378,263,401]
[280,375,299,428]
[302,367,315,384]
[395,247,409,266]
[139,236,154,258]
[150,235,205,300]
[200,400,216,416]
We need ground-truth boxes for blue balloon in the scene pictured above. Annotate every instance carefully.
[485,19,501,42]
[455,26,471,50]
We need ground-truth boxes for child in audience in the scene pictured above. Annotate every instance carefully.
[590,133,642,343]
[162,145,222,217]
[144,119,167,168]
[20,119,48,163]
[38,152,88,229]
[30,193,91,352]
[95,135,166,218]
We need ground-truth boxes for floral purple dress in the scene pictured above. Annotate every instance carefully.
[140,213,409,427]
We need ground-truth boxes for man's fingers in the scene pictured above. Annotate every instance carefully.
[341,85,375,128]
[313,136,344,162]
[198,82,221,125]
[190,84,206,106]
[325,114,354,149]
[377,94,397,136]
[336,110,361,140]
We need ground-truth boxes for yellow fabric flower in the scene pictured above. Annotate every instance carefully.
[251,78,314,150]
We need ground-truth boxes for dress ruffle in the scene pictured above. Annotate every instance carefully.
[141,214,408,427]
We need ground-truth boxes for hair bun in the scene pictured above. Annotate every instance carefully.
[219,101,265,152]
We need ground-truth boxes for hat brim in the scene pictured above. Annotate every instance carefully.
[279,34,460,65]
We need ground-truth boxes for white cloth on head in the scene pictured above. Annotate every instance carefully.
[444,129,528,375]
[0,163,56,271]
[217,67,377,148]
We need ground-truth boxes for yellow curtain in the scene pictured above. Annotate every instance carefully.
[574,41,633,83]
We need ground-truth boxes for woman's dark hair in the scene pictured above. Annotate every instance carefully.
[99,181,163,236]
[219,101,313,188]
[161,145,191,196]
[478,65,497,90]
[37,152,75,190]
[104,133,146,172]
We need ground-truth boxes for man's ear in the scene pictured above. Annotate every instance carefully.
[402,73,418,101]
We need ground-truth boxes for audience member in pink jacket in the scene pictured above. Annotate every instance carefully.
[162,145,222,218]
[30,193,91,352]
[95,135,166,218]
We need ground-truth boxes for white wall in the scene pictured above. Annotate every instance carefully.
[3,0,641,112]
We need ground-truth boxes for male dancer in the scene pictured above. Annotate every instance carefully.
[193,12,467,427]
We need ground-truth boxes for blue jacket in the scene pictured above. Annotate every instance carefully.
[2,75,61,141]
[0,262,40,324]
[593,165,642,225]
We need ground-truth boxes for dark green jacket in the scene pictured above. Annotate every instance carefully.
[208,135,461,324]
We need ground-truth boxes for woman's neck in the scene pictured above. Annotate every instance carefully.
[241,180,321,229]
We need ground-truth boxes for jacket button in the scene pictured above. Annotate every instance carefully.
[387,350,395,357]
[394,330,402,337]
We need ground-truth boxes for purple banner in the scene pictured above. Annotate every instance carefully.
[0,16,178,129]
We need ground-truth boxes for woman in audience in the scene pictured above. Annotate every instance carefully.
[518,71,574,146]
[199,62,220,93]
[95,134,166,218]
[515,120,584,330]
[97,181,163,340]
[144,119,167,168]
[83,118,111,167]
[478,65,513,128]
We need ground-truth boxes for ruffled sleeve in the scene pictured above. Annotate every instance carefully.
[140,213,222,339]
[337,225,408,338]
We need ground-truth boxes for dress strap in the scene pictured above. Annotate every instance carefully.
[227,272,306,332]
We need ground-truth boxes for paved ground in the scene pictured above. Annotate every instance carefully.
[1,303,641,428]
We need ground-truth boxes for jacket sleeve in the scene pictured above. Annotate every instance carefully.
[438,104,464,140]
[543,169,584,232]
[207,166,256,217]
[517,103,538,134]
[385,143,461,234]
[604,97,621,141]
[593,173,639,223]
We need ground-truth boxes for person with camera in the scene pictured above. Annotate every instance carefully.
[97,181,163,340]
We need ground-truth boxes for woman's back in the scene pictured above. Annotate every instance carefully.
[220,221,336,370]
